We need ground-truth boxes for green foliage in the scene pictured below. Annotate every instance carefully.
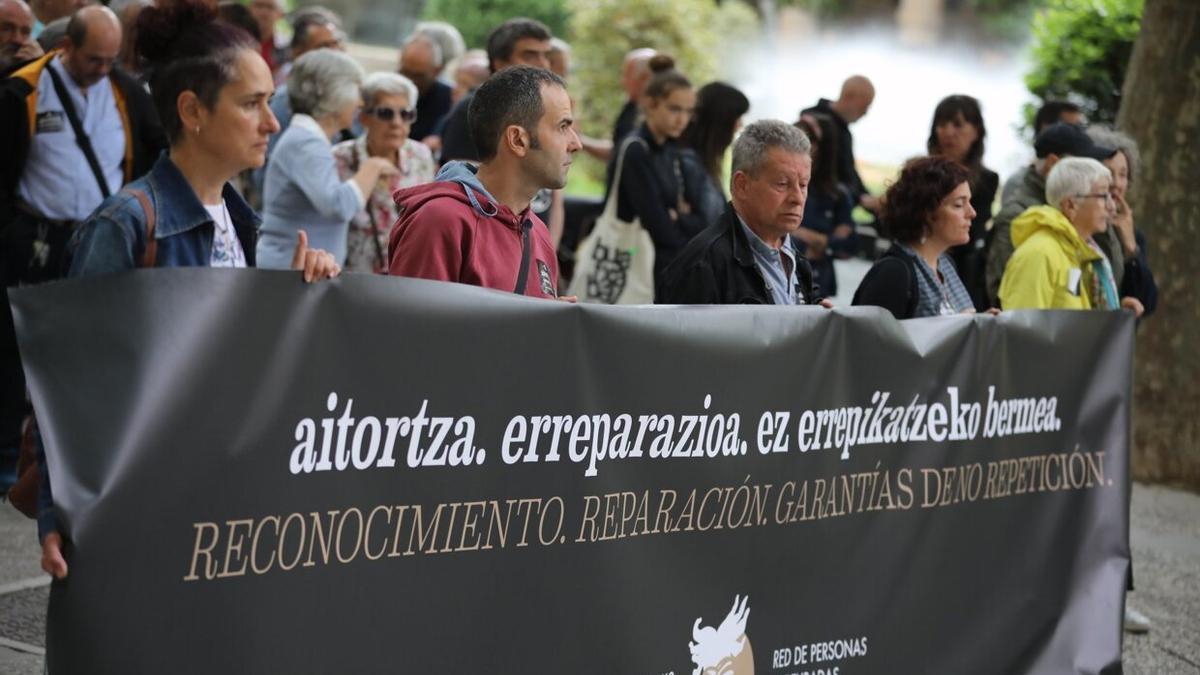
[965,0,1039,13]
[569,0,758,142]
[421,0,572,49]
[966,0,1043,41]
[1024,0,1143,126]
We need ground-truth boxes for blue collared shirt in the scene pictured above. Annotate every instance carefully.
[737,214,803,305]
[18,56,126,221]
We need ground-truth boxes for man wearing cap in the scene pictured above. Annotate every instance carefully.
[985,122,1117,307]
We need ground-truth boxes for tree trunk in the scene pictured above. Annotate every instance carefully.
[1116,0,1200,488]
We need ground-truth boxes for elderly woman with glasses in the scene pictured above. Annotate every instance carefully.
[332,72,436,273]
[999,157,1143,315]
[256,48,398,269]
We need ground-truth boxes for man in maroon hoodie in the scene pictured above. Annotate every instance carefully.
[388,65,579,298]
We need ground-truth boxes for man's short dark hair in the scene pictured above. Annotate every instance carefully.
[485,17,550,73]
[468,65,563,162]
[1034,100,1081,134]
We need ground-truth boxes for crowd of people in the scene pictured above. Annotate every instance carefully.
[0,0,1157,634]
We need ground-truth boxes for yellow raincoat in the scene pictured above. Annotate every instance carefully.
[998,205,1103,310]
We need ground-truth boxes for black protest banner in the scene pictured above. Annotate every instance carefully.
[11,270,1132,675]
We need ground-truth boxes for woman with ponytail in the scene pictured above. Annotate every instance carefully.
[604,54,709,293]
[67,0,341,280]
[43,0,340,582]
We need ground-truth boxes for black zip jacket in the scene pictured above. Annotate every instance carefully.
[658,203,818,305]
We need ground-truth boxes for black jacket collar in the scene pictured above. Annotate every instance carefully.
[725,204,757,269]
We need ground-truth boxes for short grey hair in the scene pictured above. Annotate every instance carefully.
[1046,157,1112,209]
[403,32,444,69]
[731,119,811,177]
[288,48,364,119]
[413,21,465,67]
[1087,125,1140,184]
[362,71,418,110]
[289,7,344,53]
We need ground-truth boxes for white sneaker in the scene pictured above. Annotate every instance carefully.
[1124,605,1151,633]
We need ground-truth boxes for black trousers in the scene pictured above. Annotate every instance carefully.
[0,207,78,448]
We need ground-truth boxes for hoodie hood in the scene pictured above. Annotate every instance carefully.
[386,161,560,299]
[432,161,499,217]
[391,160,511,222]
[1010,205,1100,263]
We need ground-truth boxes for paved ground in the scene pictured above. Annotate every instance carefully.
[1124,484,1200,673]
[1,483,1196,673]
[0,495,47,675]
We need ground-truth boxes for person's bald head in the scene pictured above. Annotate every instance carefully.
[621,47,655,100]
[62,5,120,88]
[0,0,35,50]
[835,75,875,123]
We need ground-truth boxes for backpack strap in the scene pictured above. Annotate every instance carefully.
[893,251,919,317]
[855,246,918,318]
[513,218,532,295]
[879,246,920,318]
[45,63,112,199]
[123,187,157,268]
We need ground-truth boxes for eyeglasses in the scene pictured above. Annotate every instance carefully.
[366,106,417,123]
[1074,192,1114,204]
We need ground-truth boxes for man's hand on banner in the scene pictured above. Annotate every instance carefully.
[41,532,68,579]
[290,230,342,283]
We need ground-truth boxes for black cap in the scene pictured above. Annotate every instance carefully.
[1034,122,1116,160]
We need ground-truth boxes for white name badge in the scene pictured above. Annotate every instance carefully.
[1067,268,1082,296]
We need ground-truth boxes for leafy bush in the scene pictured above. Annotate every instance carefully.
[421,0,572,49]
[569,0,757,141]
[1024,0,1143,125]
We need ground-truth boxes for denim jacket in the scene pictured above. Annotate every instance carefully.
[68,152,259,277]
[40,153,259,539]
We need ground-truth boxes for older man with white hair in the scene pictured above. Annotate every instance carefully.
[999,156,1143,315]
[398,31,452,141]
[659,119,832,307]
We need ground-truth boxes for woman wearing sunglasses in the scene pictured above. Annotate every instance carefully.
[333,72,435,273]
[256,49,398,269]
